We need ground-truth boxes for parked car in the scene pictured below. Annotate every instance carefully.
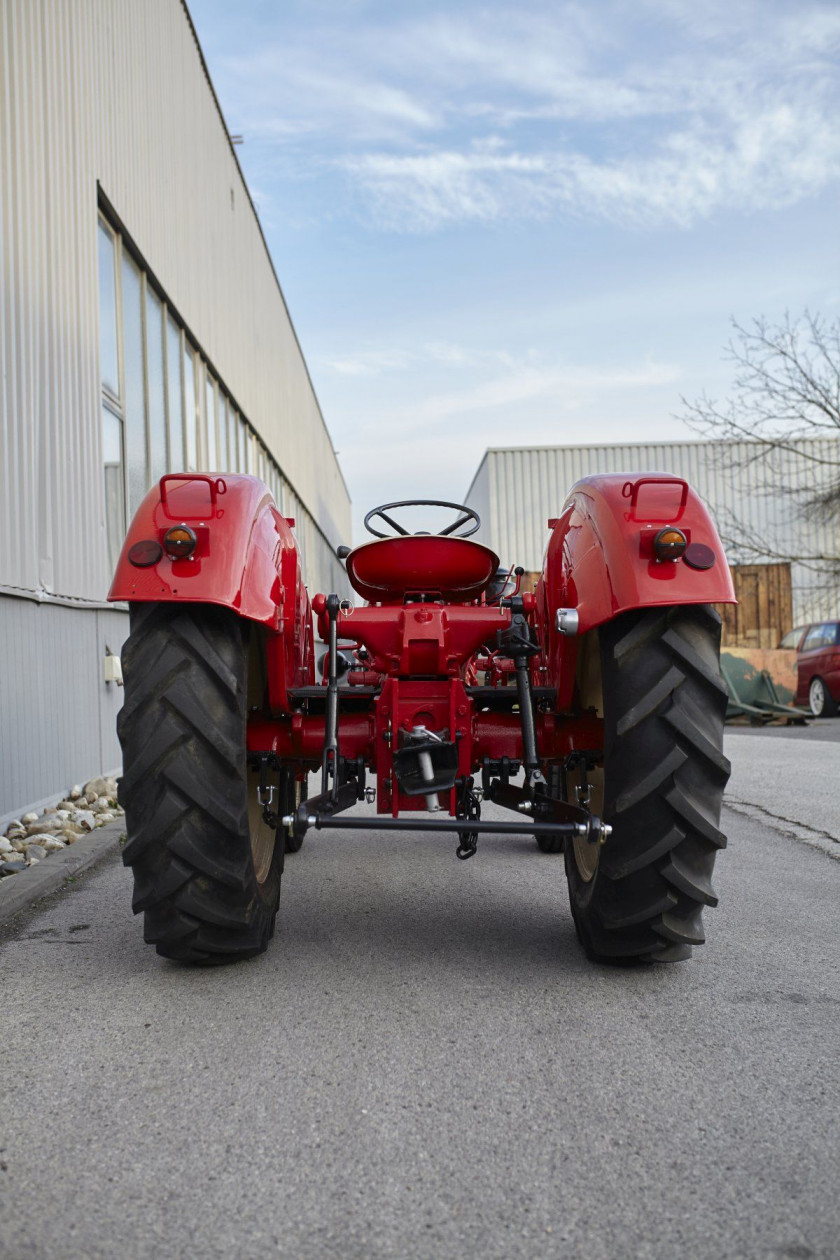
[788,621,840,716]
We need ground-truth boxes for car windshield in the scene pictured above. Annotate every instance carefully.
[780,626,807,649]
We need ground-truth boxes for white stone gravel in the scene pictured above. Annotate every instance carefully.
[1,778,124,880]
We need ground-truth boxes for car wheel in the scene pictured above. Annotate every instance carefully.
[809,676,838,718]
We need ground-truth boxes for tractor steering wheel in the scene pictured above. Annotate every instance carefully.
[363,499,481,540]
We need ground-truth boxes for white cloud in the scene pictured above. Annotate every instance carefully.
[405,360,681,425]
[213,2,840,229]
[326,354,680,430]
[326,349,420,376]
[340,97,840,230]
[318,341,518,377]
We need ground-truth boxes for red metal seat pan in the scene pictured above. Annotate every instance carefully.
[345,536,500,603]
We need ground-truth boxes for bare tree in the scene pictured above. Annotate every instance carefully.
[679,312,840,575]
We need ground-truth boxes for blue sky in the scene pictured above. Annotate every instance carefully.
[189,0,840,542]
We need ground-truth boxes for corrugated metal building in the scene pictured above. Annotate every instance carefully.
[0,0,351,822]
[465,439,840,628]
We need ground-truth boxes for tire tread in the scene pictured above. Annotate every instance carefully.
[118,604,282,965]
[566,604,729,963]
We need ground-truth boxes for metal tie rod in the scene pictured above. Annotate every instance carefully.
[294,815,589,837]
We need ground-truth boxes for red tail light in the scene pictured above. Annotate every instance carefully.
[163,525,198,559]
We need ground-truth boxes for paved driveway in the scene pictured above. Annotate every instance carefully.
[0,736,838,1259]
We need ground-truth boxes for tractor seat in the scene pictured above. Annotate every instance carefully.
[345,535,500,603]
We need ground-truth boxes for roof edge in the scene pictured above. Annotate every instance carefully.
[179,0,351,506]
[475,434,840,457]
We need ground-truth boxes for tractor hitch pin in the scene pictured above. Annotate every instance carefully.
[412,725,443,812]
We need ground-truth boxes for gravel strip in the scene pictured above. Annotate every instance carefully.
[0,818,126,927]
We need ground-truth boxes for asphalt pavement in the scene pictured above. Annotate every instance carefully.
[0,729,838,1260]
[726,716,840,742]
[725,726,840,858]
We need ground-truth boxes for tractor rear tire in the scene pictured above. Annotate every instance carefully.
[565,605,730,964]
[117,603,286,965]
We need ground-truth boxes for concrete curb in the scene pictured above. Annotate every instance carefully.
[0,819,125,926]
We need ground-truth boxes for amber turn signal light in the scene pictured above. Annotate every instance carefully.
[653,526,687,562]
[128,539,163,568]
[163,525,198,559]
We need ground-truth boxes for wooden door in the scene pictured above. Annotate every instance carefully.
[718,563,793,648]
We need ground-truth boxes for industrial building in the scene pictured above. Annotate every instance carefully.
[0,0,351,823]
[466,439,840,644]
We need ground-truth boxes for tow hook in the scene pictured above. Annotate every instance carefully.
[255,754,280,829]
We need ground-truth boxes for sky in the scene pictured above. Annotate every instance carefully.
[189,0,840,543]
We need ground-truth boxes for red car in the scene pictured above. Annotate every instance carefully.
[786,621,840,716]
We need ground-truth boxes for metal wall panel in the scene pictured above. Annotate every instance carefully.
[465,438,840,623]
[0,0,350,605]
[0,599,128,825]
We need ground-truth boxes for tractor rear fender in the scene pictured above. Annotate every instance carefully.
[535,473,736,708]
[108,473,314,706]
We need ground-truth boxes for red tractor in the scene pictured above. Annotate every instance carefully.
[110,473,735,966]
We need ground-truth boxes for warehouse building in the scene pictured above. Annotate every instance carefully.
[0,0,351,823]
[465,439,840,644]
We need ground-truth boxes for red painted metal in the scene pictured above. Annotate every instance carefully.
[312,599,511,678]
[248,713,375,765]
[345,535,499,603]
[245,699,603,788]
[108,473,313,707]
[534,473,736,709]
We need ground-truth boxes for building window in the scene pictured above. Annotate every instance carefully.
[102,403,125,576]
[121,252,148,517]
[219,396,231,471]
[146,287,167,484]
[97,208,320,579]
[183,342,197,472]
[98,222,120,400]
[98,221,124,572]
[236,414,247,473]
[166,314,184,469]
[205,372,218,470]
